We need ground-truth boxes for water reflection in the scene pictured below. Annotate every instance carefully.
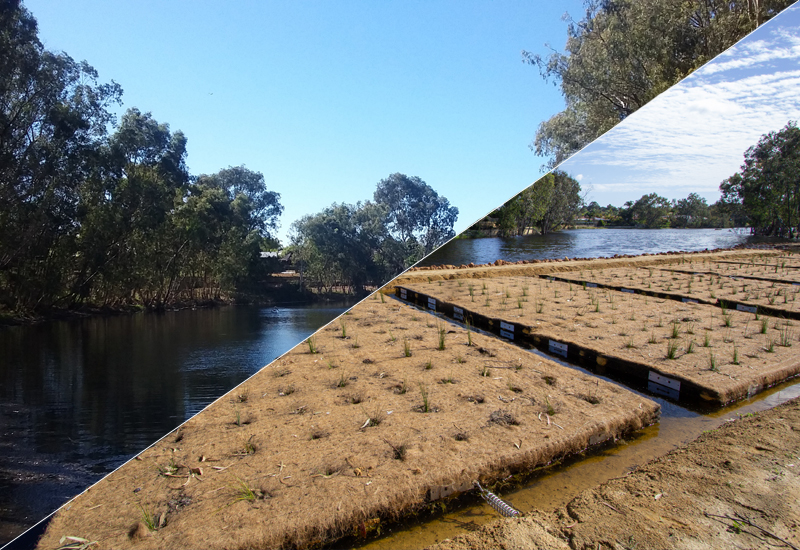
[0,302,354,544]
[420,228,755,266]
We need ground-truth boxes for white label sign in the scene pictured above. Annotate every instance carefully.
[682,297,698,304]
[548,340,568,358]
[649,371,681,391]
[586,282,597,288]
[453,306,464,321]
[500,321,514,332]
[400,288,407,300]
[500,329,514,340]
[427,297,436,310]
[736,303,757,314]
[621,288,634,294]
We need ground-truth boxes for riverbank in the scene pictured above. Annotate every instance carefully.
[33,296,658,550]
[428,394,800,550]
[0,285,365,327]
[17,247,799,549]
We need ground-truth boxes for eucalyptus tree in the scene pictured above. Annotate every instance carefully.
[673,193,710,228]
[485,171,582,236]
[620,193,672,228]
[526,0,794,168]
[720,121,800,237]
[290,202,389,293]
[373,173,459,266]
[0,0,122,310]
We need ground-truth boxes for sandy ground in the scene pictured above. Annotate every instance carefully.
[400,275,800,406]
[553,265,800,317]
[34,296,658,550]
[672,258,800,285]
[392,249,779,289]
[428,395,800,550]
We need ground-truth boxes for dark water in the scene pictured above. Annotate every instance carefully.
[0,228,775,547]
[0,302,355,546]
[420,228,757,266]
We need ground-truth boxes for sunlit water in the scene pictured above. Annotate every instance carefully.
[0,303,355,546]
[420,228,758,267]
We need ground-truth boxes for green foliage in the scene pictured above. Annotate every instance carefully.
[620,193,671,228]
[0,3,284,313]
[524,0,793,168]
[289,174,458,293]
[491,171,582,236]
[720,121,800,237]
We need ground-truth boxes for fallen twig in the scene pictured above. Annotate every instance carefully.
[704,511,798,550]
[600,501,623,514]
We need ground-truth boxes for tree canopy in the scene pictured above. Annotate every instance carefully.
[492,171,582,236]
[526,0,794,168]
[720,121,800,237]
[0,1,286,312]
[290,174,458,292]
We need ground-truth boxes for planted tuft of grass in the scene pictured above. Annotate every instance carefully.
[666,340,679,360]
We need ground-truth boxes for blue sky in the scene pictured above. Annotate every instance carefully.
[25,1,800,242]
[26,0,585,243]
[561,3,800,208]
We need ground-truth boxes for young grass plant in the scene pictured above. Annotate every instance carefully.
[361,405,385,427]
[437,323,446,350]
[666,340,679,360]
[137,503,159,531]
[780,327,793,347]
[307,336,318,354]
[709,352,718,372]
[419,384,431,413]
[231,477,258,503]
[403,338,412,357]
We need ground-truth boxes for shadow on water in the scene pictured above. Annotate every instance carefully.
[0,301,357,548]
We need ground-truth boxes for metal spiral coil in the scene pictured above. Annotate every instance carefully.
[473,481,521,518]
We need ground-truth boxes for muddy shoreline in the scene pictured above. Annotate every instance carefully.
[428,394,800,550]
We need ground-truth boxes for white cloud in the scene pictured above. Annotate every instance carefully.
[561,5,800,202]
[576,174,583,181]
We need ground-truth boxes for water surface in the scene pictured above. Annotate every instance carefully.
[0,302,355,546]
[420,228,756,266]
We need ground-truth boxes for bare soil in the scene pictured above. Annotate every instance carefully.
[392,249,779,289]
[34,297,658,550]
[401,274,800,406]
[674,257,800,285]
[554,265,800,318]
[428,395,800,550]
